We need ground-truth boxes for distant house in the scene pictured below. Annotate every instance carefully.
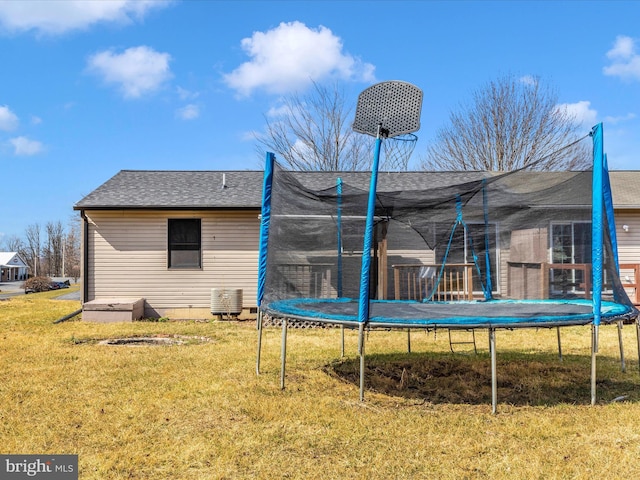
[73,169,640,320]
[0,252,28,282]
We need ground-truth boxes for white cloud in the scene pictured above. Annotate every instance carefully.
[603,35,640,81]
[240,130,258,142]
[31,115,42,125]
[556,100,598,127]
[9,136,44,156]
[176,86,199,101]
[223,21,375,97]
[519,75,537,86]
[0,105,19,131]
[0,0,171,35]
[606,35,635,60]
[266,103,293,118]
[603,112,636,125]
[87,46,172,99]
[176,104,199,120]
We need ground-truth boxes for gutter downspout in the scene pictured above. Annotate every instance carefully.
[80,210,89,304]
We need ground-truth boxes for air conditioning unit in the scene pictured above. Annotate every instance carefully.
[211,288,243,318]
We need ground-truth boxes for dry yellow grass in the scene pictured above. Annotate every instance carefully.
[1,291,640,479]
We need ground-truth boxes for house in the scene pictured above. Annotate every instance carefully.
[0,252,29,282]
[73,169,640,321]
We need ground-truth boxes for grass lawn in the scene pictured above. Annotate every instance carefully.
[1,290,640,479]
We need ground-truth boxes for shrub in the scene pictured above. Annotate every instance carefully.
[22,276,53,293]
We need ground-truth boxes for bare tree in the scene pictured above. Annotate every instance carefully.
[64,216,81,281]
[6,217,81,280]
[1,234,24,253]
[421,75,589,171]
[254,82,409,171]
[24,223,41,277]
[44,221,64,276]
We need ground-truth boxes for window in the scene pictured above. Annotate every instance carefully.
[168,219,201,269]
[550,222,591,295]
[551,222,591,265]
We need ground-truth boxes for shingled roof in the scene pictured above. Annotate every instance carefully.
[610,171,640,209]
[74,170,265,210]
[73,169,490,210]
[74,169,640,210]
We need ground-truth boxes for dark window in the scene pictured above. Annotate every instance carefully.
[168,219,201,269]
[551,222,592,294]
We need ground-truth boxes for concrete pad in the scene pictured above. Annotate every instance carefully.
[83,298,145,323]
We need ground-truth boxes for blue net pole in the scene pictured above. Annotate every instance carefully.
[602,154,620,271]
[337,178,343,297]
[591,123,604,334]
[257,152,275,308]
[482,180,493,299]
[358,130,383,324]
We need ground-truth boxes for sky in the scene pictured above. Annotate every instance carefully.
[1,0,639,242]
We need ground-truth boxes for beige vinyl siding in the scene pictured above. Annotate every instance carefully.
[614,210,640,303]
[85,209,260,314]
[82,207,640,315]
[615,211,640,264]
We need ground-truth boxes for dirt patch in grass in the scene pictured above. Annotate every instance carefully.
[326,352,640,406]
[74,334,212,346]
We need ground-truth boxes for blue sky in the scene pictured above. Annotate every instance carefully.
[1,0,639,241]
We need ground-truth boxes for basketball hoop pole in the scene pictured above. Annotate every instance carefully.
[357,124,384,325]
[357,123,384,401]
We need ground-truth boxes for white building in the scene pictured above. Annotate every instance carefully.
[0,252,28,282]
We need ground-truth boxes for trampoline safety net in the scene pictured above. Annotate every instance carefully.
[258,129,638,329]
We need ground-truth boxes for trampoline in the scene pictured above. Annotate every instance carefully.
[254,81,639,413]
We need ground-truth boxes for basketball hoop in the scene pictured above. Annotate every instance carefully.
[353,80,423,138]
[382,132,418,170]
[353,80,422,168]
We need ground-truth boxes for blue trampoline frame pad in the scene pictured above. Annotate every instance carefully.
[263,298,637,330]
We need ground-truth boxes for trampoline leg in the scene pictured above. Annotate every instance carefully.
[556,327,563,362]
[358,323,365,402]
[256,309,263,375]
[280,318,288,390]
[591,324,597,406]
[407,329,411,353]
[489,328,497,414]
[618,321,626,373]
[341,325,345,358]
